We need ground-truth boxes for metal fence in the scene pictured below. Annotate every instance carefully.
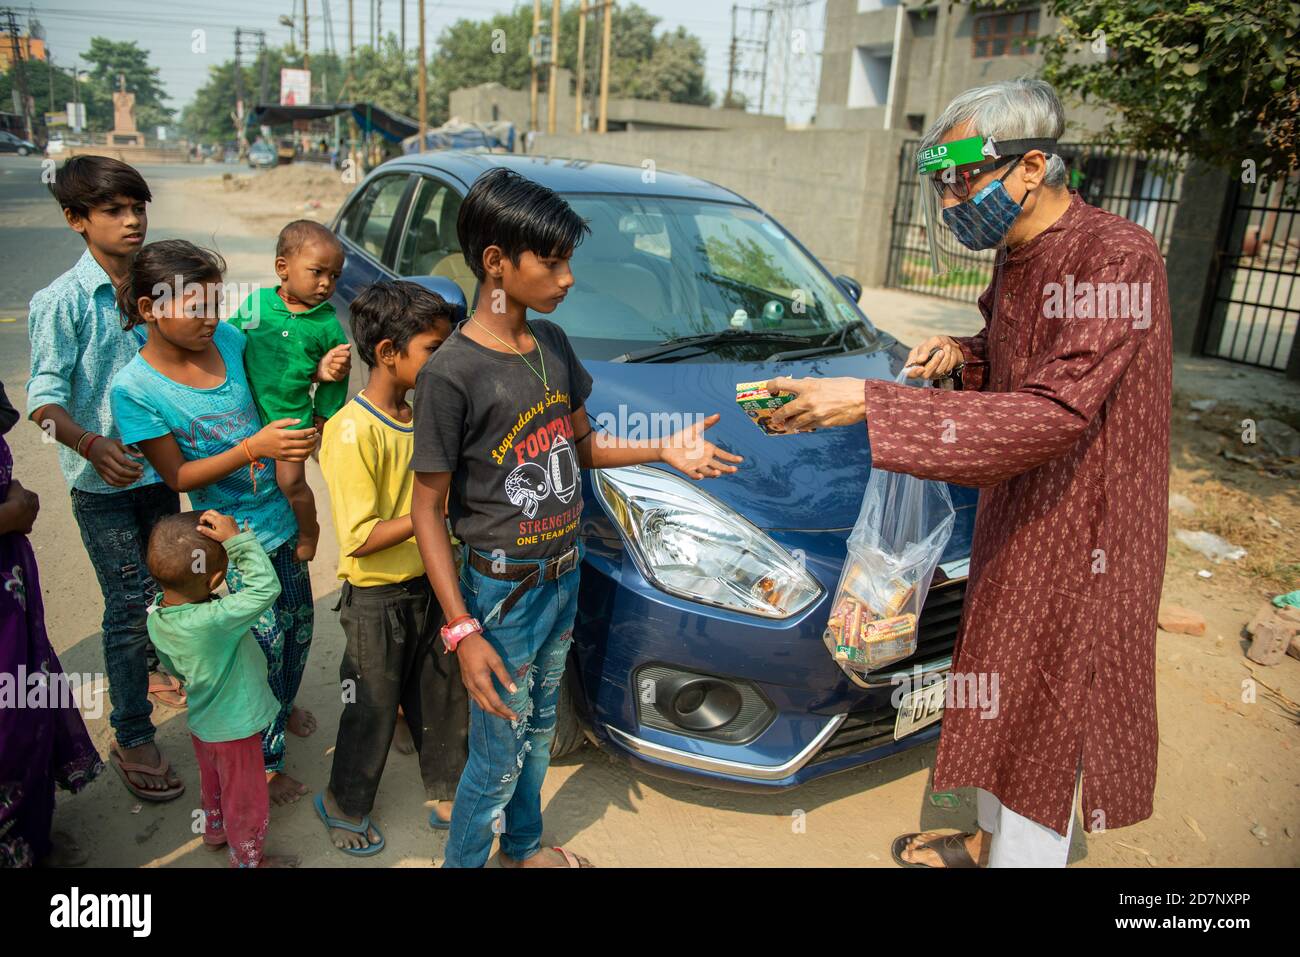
[886,139,1184,304]
[1201,175,1300,373]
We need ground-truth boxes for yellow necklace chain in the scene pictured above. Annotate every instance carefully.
[469,317,549,391]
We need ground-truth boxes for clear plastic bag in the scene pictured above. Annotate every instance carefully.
[823,368,956,678]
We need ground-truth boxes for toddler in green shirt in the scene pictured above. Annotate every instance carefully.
[145,509,299,868]
[230,220,351,563]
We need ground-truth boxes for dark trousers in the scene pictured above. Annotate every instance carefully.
[69,482,180,749]
[328,576,469,817]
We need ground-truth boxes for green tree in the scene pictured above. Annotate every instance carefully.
[977,0,1300,181]
[181,46,346,144]
[81,37,172,131]
[426,2,712,125]
[339,36,418,116]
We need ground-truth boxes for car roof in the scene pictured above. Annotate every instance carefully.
[373,150,753,207]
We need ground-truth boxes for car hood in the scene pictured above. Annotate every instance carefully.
[583,343,922,532]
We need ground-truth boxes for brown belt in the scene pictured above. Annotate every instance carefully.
[467,545,581,621]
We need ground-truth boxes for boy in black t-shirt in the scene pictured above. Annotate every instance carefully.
[411,168,742,868]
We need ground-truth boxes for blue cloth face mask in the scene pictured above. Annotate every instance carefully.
[942,164,1027,250]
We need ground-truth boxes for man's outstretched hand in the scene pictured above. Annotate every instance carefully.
[767,377,867,433]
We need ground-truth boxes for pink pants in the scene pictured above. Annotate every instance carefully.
[192,732,268,868]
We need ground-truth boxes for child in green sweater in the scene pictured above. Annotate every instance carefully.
[145,509,300,868]
[231,220,351,563]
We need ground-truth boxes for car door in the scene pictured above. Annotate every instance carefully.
[333,171,417,314]
[392,173,477,310]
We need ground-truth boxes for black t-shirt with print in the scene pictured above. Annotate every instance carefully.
[411,318,594,560]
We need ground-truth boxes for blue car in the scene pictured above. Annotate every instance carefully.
[331,152,976,791]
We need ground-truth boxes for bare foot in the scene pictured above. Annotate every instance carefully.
[256,853,302,868]
[392,719,415,755]
[116,742,182,793]
[498,846,592,868]
[321,789,382,851]
[267,771,309,806]
[898,829,989,867]
[287,706,317,737]
[294,522,319,562]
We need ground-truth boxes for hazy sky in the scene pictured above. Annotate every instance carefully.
[26,0,826,122]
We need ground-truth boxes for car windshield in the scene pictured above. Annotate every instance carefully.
[552,194,875,362]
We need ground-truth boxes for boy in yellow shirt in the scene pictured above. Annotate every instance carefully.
[315,281,466,856]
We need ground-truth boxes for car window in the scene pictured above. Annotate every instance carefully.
[558,195,857,360]
[395,175,475,303]
[339,174,410,264]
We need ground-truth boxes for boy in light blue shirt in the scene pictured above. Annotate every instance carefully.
[26,156,184,803]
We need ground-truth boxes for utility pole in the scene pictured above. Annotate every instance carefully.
[417,0,426,152]
[546,0,559,135]
[47,51,53,112]
[377,0,382,42]
[574,0,586,133]
[400,0,405,52]
[598,0,611,133]
[725,5,736,108]
[529,0,540,135]
[255,30,269,106]
[303,0,309,70]
[233,27,247,155]
[348,0,354,55]
[3,8,33,140]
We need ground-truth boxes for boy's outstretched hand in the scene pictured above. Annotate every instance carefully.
[196,509,241,543]
[315,344,351,383]
[456,632,519,721]
[660,413,743,480]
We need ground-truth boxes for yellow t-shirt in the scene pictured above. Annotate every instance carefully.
[320,392,424,587]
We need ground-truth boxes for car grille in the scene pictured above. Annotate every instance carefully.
[807,576,967,766]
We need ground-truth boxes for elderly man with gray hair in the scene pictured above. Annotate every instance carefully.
[768,77,1171,867]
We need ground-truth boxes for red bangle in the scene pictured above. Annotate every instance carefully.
[446,613,473,628]
[83,434,100,459]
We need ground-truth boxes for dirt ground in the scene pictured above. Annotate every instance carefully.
[11,164,1300,868]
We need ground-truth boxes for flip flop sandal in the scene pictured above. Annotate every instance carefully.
[428,809,451,831]
[550,846,593,868]
[147,672,188,709]
[314,793,385,857]
[109,742,186,803]
[891,831,980,869]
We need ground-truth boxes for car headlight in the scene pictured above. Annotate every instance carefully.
[593,465,821,619]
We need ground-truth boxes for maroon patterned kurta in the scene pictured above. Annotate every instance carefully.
[863,194,1171,835]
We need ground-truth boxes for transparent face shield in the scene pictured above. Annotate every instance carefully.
[915,135,1057,275]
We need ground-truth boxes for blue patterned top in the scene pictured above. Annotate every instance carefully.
[26,249,161,494]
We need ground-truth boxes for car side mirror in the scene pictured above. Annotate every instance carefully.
[402,276,468,323]
[835,274,862,303]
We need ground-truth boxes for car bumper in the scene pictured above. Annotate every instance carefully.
[572,528,967,791]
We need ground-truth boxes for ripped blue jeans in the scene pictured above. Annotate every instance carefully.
[442,545,581,868]
[70,482,179,750]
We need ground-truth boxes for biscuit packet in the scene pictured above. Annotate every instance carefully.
[736,381,813,435]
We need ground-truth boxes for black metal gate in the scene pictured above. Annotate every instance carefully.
[1201,176,1300,374]
[887,139,1183,304]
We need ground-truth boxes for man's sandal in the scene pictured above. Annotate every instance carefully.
[891,831,980,868]
[109,742,185,803]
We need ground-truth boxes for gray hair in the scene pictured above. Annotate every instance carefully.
[921,76,1067,188]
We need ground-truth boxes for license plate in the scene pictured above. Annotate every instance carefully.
[894,677,947,740]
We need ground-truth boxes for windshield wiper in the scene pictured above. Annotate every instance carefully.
[612,329,813,363]
[766,319,875,363]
